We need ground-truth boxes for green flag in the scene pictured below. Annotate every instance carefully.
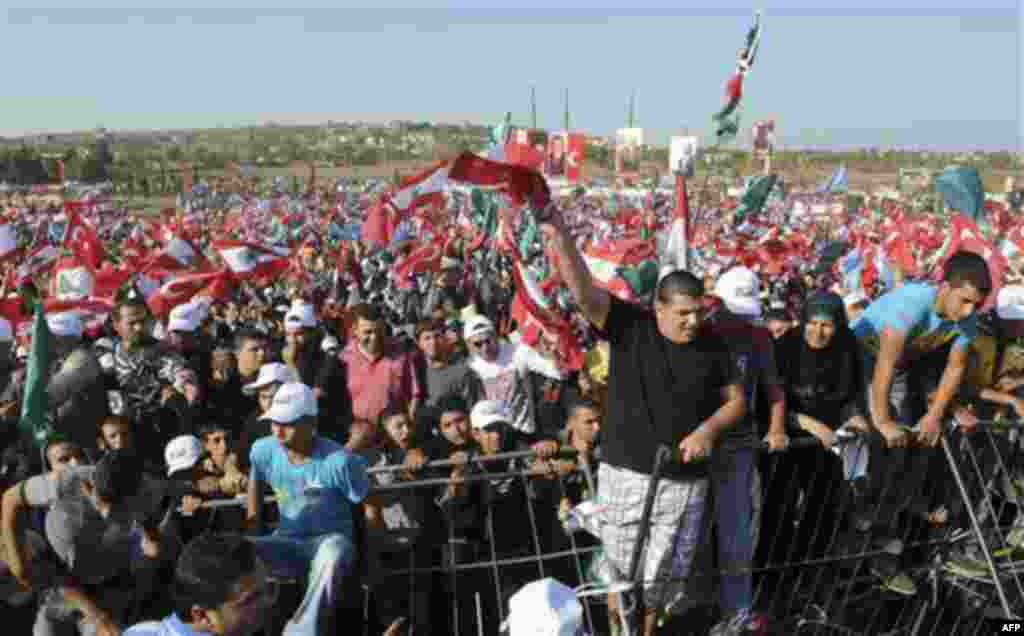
[20,302,52,448]
[734,174,778,224]
[935,165,984,222]
[470,188,499,238]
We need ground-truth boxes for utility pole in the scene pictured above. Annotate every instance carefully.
[563,88,570,133]
[628,90,636,129]
[531,85,538,130]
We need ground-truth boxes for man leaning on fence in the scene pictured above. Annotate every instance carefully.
[852,250,991,593]
[542,213,746,636]
[245,381,370,636]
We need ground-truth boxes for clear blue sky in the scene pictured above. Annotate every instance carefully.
[2,1,1021,151]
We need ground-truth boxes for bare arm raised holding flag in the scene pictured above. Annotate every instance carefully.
[540,212,611,330]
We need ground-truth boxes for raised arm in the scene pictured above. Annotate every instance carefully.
[540,216,610,329]
[1,483,31,587]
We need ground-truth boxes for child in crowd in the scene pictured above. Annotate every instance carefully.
[362,406,433,635]
[197,422,248,498]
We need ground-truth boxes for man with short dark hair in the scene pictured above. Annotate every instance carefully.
[414,319,468,411]
[95,288,193,461]
[124,533,274,636]
[543,214,746,636]
[206,329,269,434]
[340,303,422,424]
[853,250,991,594]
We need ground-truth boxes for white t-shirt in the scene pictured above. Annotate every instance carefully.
[468,341,562,434]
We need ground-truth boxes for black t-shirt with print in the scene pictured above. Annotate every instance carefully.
[601,297,739,480]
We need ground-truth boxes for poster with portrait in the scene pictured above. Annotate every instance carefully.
[670,136,699,177]
[545,133,567,177]
[751,119,775,154]
[566,133,585,183]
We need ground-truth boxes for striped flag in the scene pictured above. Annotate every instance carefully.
[713,11,763,142]
[660,174,691,276]
[583,239,660,303]
[213,240,291,279]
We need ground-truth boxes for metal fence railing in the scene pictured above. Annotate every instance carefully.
[179,420,1024,635]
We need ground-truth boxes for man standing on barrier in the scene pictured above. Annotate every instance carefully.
[852,250,991,594]
[542,213,746,636]
[245,382,370,635]
[706,267,787,635]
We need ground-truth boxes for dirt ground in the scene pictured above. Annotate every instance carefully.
[126,159,1019,211]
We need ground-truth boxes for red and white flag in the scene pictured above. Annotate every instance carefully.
[145,270,233,316]
[213,240,290,279]
[660,174,691,276]
[145,234,209,272]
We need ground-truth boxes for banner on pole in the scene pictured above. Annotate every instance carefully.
[670,137,699,177]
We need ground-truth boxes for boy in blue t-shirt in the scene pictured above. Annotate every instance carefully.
[852,251,991,595]
[246,382,369,636]
[854,251,991,448]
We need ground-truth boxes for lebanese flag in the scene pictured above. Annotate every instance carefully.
[49,255,96,301]
[16,245,59,285]
[212,240,290,279]
[392,240,445,290]
[509,257,581,371]
[145,234,209,272]
[661,174,691,275]
[386,159,453,214]
[62,207,106,270]
[583,239,659,303]
[44,297,114,337]
[385,152,550,214]
[94,262,134,300]
[145,270,233,316]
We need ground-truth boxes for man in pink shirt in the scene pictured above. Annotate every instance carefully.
[340,303,422,424]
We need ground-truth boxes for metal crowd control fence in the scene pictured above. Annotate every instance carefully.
[182,421,1023,635]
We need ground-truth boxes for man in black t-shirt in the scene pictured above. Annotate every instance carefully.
[543,215,746,636]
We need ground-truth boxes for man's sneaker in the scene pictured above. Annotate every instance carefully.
[709,608,755,636]
[1006,527,1024,551]
[873,569,918,596]
[944,541,994,578]
[943,556,990,579]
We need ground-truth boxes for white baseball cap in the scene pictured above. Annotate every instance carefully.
[463,315,495,341]
[714,266,762,318]
[284,303,317,332]
[470,400,512,430]
[0,318,12,343]
[164,435,203,477]
[501,578,583,636]
[259,382,318,424]
[46,312,83,338]
[167,302,201,333]
[321,335,340,353]
[243,362,298,396]
[844,289,869,308]
[997,285,1024,321]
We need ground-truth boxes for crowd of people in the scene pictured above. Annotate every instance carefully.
[0,167,1020,636]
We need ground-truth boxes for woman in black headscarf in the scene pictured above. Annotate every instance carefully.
[757,291,867,573]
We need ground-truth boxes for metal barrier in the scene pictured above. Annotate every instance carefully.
[180,422,1024,635]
